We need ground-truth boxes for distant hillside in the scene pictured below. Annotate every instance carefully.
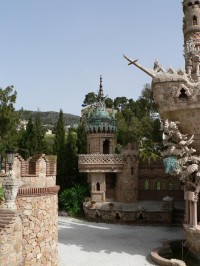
[19,110,80,127]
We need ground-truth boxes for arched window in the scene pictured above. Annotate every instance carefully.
[156,181,161,190]
[195,1,200,5]
[96,182,100,191]
[193,16,197,25]
[144,180,149,190]
[168,180,173,190]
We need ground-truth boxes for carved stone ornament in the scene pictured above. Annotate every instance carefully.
[1,170,22,211]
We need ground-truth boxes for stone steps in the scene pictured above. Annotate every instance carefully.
[0,210,17,231]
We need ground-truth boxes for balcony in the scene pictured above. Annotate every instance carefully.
[78,154,124,173]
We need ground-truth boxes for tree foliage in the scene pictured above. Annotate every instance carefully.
[0,86,19,155]
[53,110,66,187]
[65,129,78,186]
[59,184,90,216]
[18,112,47,159]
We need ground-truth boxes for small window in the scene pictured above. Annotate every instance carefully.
[156,181,161,190]
[193,16,197,25]
[96,182,100,191]
[195,1,200,5]
[131,167,134,175]
[168,180,173,190]
[188,2,193,6]
[144,180,149,190]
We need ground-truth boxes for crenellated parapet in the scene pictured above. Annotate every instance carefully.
[0,154,57,188]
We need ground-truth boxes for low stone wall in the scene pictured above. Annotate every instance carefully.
[151,242,186,266]
[0,213,23,266]
[184,224,200,258]
[83,203,173,224]
[16,192,58,265]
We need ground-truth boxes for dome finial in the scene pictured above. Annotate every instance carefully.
[98,75,104,100]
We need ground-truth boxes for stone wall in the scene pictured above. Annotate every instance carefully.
[83,203,173,224]
[139,158,184,201]
[0,212,23,266]
[116,144,139,202]
[16,192,58,266]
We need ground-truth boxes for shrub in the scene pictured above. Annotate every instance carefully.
[0,187,4,204]
[59,184,90,217]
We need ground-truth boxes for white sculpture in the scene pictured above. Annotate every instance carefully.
[161,119,200,195]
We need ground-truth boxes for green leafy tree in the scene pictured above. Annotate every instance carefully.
[115,84,162,159]
[65,129,78,186]
[34,112,46,153]
[82,92,97,107]
[105,97,113,108]
[59,184,90,216]
[76,123,87,154]
[53,110,66,187]
[18,113,47,159]
[0,86,19,155]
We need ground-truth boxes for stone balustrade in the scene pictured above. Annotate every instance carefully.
[79,154,123,164]
[79,154,124,172]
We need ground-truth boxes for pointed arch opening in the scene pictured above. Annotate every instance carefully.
[144,180,149,190]
[96,182,100,191]
[156,181,161,190]
[168,180,173,190]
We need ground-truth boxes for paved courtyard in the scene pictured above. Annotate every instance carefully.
[58,216,184,266]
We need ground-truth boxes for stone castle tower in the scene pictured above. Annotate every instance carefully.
[124,0,200,154]
[183,0,200,81]
[79,77,139,203]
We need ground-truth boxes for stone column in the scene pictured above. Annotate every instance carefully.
[190,201,193,227]
[193,200,198,228]
[1,170,22,211]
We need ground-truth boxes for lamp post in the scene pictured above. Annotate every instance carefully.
[6,149,15,171]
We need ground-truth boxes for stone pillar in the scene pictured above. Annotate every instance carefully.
[193,200,198,228]
[1,171,22,211]
[190,201,193,227]
[184,200,188,223]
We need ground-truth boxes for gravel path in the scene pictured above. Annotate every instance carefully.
[58,216,184,266]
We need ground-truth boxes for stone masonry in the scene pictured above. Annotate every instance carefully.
[0,153,59,266]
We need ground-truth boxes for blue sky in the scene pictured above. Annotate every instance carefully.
[0,1,184,116]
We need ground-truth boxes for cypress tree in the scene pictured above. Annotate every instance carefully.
[53,110,66,188]
[65,129,78,186]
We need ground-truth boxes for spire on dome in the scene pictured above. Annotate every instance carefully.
[97,75,104,100]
